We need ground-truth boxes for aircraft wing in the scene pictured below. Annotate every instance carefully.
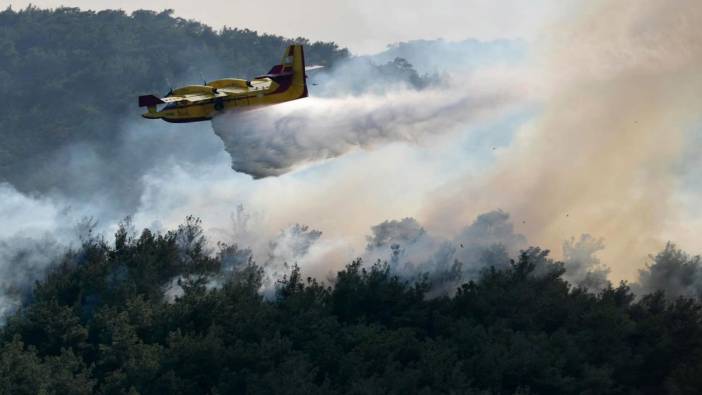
[161,96,184,103]
[183,94,217,103]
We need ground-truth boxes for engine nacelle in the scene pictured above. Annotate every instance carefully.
[171,85,216,95]
[208,79,250,89]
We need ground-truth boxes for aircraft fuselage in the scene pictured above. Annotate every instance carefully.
[139,45,308,123]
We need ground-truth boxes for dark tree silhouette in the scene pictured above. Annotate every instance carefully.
[1,218,701,394]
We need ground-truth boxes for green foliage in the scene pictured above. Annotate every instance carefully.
[376,57,435,89]
[2,219,702,394]
[2,9,702,392]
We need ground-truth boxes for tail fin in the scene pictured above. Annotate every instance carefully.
[138,95,164,108]
[288,45,308,98]
[261,45,308,98]
[138,94,163,114]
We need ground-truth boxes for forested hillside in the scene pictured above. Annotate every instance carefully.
[1,219,702,394]
[0,7,347,194]
[3,6,702,395]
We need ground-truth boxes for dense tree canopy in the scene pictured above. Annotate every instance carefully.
[1,218,701,394]
[2,7,702,395]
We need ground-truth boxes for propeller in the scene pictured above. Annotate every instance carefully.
[164,76,174,97]
[199,71,207,86]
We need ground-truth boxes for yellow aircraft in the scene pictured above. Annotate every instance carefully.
[138,44,313,123]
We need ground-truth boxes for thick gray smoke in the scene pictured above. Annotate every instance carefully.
[261,224,323,289]
[364,217,460,288]
[0,183,84,318]
[361,210,611,294]
[561,235,610,292]
[172,209,614,298]
[0,235,63,317]
[362,211,527,278]
[156,205,618,301]
[635,243,702,300]
[422,0,702,282]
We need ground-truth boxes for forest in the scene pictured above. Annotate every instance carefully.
[2,6,702,395]
[1,218,702,394]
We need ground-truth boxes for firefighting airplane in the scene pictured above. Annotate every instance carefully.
[138,45,319,123]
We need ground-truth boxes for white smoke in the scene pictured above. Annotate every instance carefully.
[361,212,521,294]
[422,0,702,281]
[357,210,613,295]
[635,243,702,300]
[211,62,522,178]
[0,183,82,318]
[561,235,610,292]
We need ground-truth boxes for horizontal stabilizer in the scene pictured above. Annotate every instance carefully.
[305,65,324,72]
[138,95,164,107]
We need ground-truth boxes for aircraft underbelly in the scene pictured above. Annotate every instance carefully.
[149,85,306,123]
[162,117,212,123]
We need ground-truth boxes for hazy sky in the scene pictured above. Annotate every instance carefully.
[1,0,570,54]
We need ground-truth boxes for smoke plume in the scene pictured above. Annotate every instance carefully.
[423,0,702,280]
[561,234,609,292]
[359,210,612,294]
[0,183,78,318]
[362,211,525,294]
[636,243,702,300]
